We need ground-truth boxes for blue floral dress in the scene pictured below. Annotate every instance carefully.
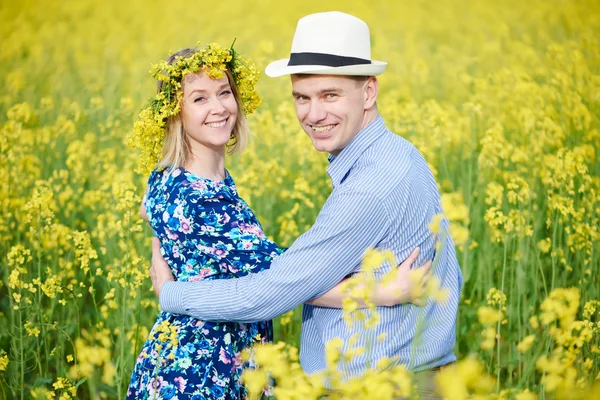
[127,167,283,400]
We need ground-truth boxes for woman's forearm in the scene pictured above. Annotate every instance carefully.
[305,278,393,308]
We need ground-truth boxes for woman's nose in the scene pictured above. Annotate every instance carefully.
[209,97,227,114]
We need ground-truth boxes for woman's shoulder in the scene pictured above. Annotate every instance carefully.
[146,166,189,194]
[146,166,169,187]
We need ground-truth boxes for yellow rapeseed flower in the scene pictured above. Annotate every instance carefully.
[435,358,495,400]
[517,335,536,353]
[538,238,552,254]
[24,322,40,337]
[429,213,444,234]
[480,326,497,351]
[0,350,8,371]
[477,306,503,325]
[279,310,294,326]
[515,389,538,400]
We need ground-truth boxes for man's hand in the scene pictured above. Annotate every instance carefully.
[378,248,432,306]
[149,237,175,297]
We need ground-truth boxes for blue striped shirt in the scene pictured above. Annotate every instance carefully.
[161,115,462,376]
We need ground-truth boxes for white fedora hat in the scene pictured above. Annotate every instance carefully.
[265,11,387,77]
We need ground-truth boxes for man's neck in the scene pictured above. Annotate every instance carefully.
[359,108,380,132]
[330,109,380,157]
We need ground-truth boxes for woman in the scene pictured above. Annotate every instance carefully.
[126,43,429,399]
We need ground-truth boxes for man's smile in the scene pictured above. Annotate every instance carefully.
[309,123,337,136]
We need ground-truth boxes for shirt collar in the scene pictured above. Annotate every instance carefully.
[327,115,387,188]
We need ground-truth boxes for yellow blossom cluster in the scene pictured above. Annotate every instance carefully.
[68,327,117,387]
[476,288,507,351]
[46,377,78,400]
[435,358,496,400]
[242,340,413,400]
[0,350,8,372]
[149,320,181,363]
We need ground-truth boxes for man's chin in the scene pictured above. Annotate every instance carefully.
[310,139,333,153]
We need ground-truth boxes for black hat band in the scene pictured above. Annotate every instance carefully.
[287,52,371,67]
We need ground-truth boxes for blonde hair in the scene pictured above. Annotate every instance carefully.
[158,48,249,170]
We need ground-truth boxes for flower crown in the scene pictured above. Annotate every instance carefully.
[127,42,261,175]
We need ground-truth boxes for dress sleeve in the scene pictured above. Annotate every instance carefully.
[144,168,164,207]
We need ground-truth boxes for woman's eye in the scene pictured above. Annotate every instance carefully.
[220,90,232,96]
[194,97,206,103]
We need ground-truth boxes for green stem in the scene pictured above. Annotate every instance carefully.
[18,309,25,400]
[497,235,508,393]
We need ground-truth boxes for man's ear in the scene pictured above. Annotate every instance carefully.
[364,77,379,110]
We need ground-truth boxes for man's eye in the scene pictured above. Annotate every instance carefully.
[325,93,338,99]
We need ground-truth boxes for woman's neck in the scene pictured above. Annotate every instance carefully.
[184,143,226,181]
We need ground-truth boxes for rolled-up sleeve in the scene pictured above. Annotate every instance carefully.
[160,189,392,322]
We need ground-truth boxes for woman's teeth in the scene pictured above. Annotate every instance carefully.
[205,120,227,128]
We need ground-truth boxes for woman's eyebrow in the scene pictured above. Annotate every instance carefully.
[187,83,230,97]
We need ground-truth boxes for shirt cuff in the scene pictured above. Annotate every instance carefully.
[159,281,187,314]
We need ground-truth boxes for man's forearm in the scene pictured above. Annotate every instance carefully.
[159,267,330,322]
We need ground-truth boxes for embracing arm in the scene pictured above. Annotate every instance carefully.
[305,247,432,308]
[140,201,148,221]
[159,191,393,322]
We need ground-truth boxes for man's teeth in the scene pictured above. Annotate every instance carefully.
[205,120,227,128]
[312,124,336,132]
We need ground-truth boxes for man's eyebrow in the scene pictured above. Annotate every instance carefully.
[291,87,342,97]
[317,87,342,95]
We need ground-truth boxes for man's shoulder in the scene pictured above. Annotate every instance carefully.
[356,130,421,180]
[374,128,417,158]
[338,129,434,203]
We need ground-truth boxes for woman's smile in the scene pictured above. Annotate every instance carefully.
[204,117,229,128]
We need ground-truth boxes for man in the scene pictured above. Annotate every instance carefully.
[152,10,462,386]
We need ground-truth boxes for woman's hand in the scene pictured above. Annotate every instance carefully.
[140,201,148,221]
[375,248,432,307]
[150,237,175,297]
[305,247,433,309]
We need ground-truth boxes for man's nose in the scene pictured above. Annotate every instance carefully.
[307,101,327,122]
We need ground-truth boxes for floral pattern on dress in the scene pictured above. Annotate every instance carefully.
[127,167,283,400]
